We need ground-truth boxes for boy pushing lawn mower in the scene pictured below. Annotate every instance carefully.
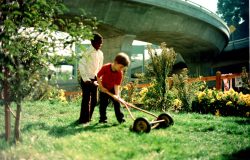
[97,52,174,133]
[97,52,130,124]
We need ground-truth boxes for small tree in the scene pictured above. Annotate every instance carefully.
[0,0,97,143]
[171,68,204,112]
[143,43,176,110]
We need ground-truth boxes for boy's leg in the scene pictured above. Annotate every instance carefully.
[109,88,125,123]
[112,98,125,123]
[99,91,109,123]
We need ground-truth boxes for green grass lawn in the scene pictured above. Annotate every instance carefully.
[0,100,249,160]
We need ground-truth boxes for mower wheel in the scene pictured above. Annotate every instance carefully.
[156,113,174,129]
[133,117,151,133]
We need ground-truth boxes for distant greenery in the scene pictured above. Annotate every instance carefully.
[217,0,249,26]
[217,0,249,39]
[0,101,249,159]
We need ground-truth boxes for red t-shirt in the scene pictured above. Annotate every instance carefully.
[97,63,123,90]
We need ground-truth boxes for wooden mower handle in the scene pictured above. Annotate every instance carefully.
[104,91,135,120]
[105,91,158,119]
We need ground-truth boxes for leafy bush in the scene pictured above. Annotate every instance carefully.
[240,67,250,94]
[140,43,176,110]
[171,68,205,112]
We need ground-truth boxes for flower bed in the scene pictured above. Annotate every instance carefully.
[192,88,250,117]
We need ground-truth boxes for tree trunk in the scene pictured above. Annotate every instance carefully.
[4,104,11,142]
[15,102,21,143]
[3,67,11,142]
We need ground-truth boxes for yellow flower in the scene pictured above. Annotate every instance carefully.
[246,112,250,117]
[215,109,220,116]
[210,98,215,103]
[222,92,229,101]
[216,91,223,101]
[139,87,148,96]
[58,89,67,102]
[149,83,154,87]
[208,89,213,98]
[238,93,250,106]
[197,91,206,103]
[228,88,235,95]
[173,99,182,110]
[226,101,233,106]
[59,89,65,97]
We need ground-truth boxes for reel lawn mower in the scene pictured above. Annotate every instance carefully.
[105,91,174,133]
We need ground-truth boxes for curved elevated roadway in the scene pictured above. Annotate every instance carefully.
[64,0,230,75]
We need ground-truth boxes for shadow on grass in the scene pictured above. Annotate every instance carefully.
[222,147,250,160]
[22,122,51,132]
[234,119,250,125]
[47,121,121,137]
[21,120,121,138]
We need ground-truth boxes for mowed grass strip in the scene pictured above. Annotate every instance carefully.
[0,100,249,160]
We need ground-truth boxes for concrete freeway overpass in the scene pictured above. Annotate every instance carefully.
[64,0,230,76]
[212,37,249,73]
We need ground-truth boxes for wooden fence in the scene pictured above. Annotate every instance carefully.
[136,71,241,90]
[188,71,241,90]
[64,71,241,98]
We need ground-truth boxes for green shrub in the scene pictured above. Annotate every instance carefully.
[140,43,176,110]
[171,68,205,112]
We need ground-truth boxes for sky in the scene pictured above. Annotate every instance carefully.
[189,0,218,13]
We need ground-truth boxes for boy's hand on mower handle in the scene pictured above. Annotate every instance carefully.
[116,97,129,107]
[110,94,127,106]
[112,95,120,101]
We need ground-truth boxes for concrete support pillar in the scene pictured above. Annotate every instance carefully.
[102,34,136,80]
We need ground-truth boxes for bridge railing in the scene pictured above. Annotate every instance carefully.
[182,0,215,14]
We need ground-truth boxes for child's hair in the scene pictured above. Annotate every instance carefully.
[114,52,130,67]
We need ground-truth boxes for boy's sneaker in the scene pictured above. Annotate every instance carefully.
[119,119,126,124]
[82,122,90,127]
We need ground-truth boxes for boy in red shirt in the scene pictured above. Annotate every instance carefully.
[97,52,130,123]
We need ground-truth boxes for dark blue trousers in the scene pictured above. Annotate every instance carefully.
[99,88,124,123]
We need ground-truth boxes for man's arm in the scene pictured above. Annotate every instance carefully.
[78,57,91,82]
[98,50,104,71]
